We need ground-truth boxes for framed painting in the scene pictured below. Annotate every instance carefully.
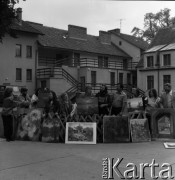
[65,122,97,144]
[164,142,175,149]
[76,96,98,115]
[130,118,151,142]
[103,115,130,143]
[150,108,175,139]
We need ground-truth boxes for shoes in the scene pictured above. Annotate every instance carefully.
[6,139,10,142]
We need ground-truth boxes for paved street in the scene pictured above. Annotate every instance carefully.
[0,140,175,180]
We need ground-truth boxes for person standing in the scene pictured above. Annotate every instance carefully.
[110,84,127,116]
[59,92,73,117]
[159,83,175,109]
[145,88,160,134]
[44,90,60,118]
[1,88,19,141]
[96,84,110,115]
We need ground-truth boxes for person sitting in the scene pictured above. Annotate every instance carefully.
[110,84,127,116]
[96,84,110,115]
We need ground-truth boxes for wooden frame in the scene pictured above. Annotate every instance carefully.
[151,109,175,139]
[164,142,175,149]
[65,122,97,144]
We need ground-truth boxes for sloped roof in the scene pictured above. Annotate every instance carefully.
[27,22,131,58]
[109,31,149,50]
[149,27,175,48]
[10,20,43,35]
[145,44,166,53]
[160,43,175,51]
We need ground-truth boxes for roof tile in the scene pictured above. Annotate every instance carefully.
[28,22,131,57]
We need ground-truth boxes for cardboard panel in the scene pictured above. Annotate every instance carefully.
[103,115,130,143]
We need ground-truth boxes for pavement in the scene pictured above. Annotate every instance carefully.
[0,140,175,180]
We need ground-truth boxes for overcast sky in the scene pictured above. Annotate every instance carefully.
[16,0,175,36]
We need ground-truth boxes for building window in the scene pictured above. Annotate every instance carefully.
[26,46,32,58]
[163,75,171,85]
[147,76,154,90]
[147,56,154,67]
[15,44,22,57]
[119,41,122,46]
[119,73,123,84]
[16,68,22,81]
[74,53,80,66]
[91,71,96,86]
[104,57,108,68]
[26,69,32,81]
[163,54,171,66]
[127,73,131,85]
[98,56,103,68]
[110,72,115,86]
[123,59,128,69]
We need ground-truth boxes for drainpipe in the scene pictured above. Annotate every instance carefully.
[35,50,38,90]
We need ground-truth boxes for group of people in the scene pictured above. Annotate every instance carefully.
[1,87,76,142]
[1,82,175,142]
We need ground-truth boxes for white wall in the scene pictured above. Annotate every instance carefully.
[111,34,141,62]
[0,33,38,95]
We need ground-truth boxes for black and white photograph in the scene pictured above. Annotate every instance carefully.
[1,0,175,179]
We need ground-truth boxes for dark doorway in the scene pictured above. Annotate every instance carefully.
[80,76,85,92]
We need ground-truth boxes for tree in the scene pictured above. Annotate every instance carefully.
[131,8,175,43]
[0,0,25,42]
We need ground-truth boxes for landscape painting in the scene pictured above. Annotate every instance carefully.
[65,122,96,144]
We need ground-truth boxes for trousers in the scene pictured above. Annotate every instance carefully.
[1,115,13,140]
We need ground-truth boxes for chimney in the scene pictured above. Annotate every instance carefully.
[108,28,120,34]
[99,31,111,45]
[68,25,87,40]
[16,8,22,24]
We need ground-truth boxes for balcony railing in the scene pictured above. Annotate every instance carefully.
[37,67,79,87]
[38,57,138,70]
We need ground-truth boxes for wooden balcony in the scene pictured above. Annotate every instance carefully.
[38,57,138,70]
